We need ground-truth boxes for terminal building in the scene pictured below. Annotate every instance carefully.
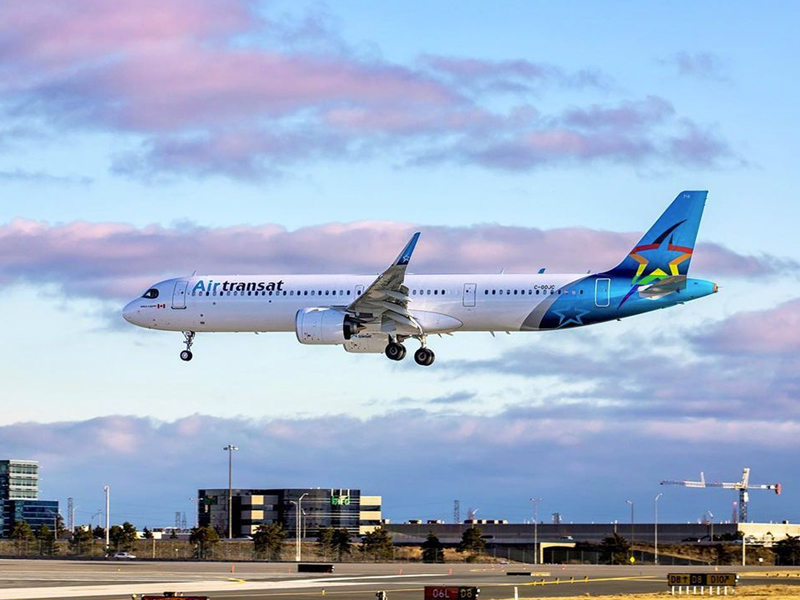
[0,459,59,537]
[197,488,381,538]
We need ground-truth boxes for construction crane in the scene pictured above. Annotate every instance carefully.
[661,468,781,523]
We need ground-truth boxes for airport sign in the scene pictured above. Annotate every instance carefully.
[667,573,738,587]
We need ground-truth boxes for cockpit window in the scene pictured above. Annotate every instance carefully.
[142,288,159,299]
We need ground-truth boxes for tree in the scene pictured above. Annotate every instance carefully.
[422,531,445,563]
[331,528,352,561]
[109,522,138,551]
[599,533,630,565]
[92,525,105,540]
[317,526,335,558]
[253,523,286,560]
[36,524,57,556]
[361,528,394,561]
[170,528,179,539]
[10,520,34,555]
[774,535,800,566]
[69,527,94,555]
[189,525,220,559]
[10,520,34,542]
[458,526,485,559]
[142,527,154,540]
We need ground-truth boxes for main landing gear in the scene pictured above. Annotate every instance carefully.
[384,337,435,366]
[180,331,195,361]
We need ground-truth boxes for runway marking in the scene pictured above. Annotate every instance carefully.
[0,572,445,600]
[524,575,659,586]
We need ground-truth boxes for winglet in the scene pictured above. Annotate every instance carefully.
[393,232,420,266]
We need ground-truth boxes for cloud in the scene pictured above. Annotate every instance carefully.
[418,54,610,93]
[692,298,800,355]
[3,411,797,526]
[0,218,788,301]
[660,52,731,82]
[0,168,92,185]
[0,1,738,179]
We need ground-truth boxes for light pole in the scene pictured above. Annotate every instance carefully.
[654,493,663,565]
[104,486,110,552]
[530,498,541,565]
[223,445,238,539]
[707,511,714,542]
[626,499,634,561]
[291,493,309,562]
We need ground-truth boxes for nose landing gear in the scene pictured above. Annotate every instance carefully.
[180,331,195,361]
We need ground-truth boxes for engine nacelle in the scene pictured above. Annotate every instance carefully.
[295,307,361,345]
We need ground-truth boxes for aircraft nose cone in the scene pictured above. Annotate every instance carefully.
[122,301,139,325]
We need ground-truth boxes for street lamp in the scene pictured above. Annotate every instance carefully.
[290,493,309,562]
[654,493,663,565]
[104,485,110,552]
[530,498,541,565]
[223,445,239,539]
[707,510,715,542]
[626,499,635,559]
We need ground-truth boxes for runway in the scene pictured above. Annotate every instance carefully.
[1,560,798,600]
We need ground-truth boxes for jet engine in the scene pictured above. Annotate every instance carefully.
[295,307,362,345]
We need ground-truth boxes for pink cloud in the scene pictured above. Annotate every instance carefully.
[0,1,738,178]
[0,218,787,301]
[1,411,797,525]
[562,96,674,130]
[693,298,800,355]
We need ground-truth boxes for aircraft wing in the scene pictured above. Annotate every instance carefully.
[346,232,422,334]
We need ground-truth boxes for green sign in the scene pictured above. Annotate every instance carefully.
[331,495,351,506]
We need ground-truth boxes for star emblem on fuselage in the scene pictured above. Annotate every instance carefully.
[553,306,591,328]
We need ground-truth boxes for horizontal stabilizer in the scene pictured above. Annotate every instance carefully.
[640,275,687,299]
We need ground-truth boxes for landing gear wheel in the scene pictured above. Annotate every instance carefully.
[414,347,435,366]
[180,331,196,362]
[385,342,407,361]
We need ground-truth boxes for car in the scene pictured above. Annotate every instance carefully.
[560,536,575,541]
[112,551,137,559]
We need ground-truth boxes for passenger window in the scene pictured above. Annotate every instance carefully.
[492,290,496,295]
[514,290,518,295]
[434,290,438,295]
[499,290,504,295]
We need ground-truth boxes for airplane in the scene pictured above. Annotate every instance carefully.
[123,190,718,365]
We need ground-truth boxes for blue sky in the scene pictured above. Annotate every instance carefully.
[1,0,798,530]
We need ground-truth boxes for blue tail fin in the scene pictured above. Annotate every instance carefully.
[606,190,707,285]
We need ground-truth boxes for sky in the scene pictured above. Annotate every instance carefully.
[1,0,799,530]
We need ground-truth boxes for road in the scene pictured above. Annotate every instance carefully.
[1,560,798,600]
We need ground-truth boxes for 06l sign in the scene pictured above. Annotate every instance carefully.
[424,587,479,600]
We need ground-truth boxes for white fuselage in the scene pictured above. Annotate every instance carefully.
[124,273,588,334]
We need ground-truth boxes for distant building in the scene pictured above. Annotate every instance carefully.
[198,488,381,538]
[0,459,60,538]
[0,459,39,500]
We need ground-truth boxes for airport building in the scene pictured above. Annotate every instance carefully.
[0,459,60,537]
[198,488,381,538]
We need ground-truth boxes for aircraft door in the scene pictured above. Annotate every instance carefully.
[463,283,477,307]
[355,284,365,298]
[172,281,188,309]
[595,278,610,308]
